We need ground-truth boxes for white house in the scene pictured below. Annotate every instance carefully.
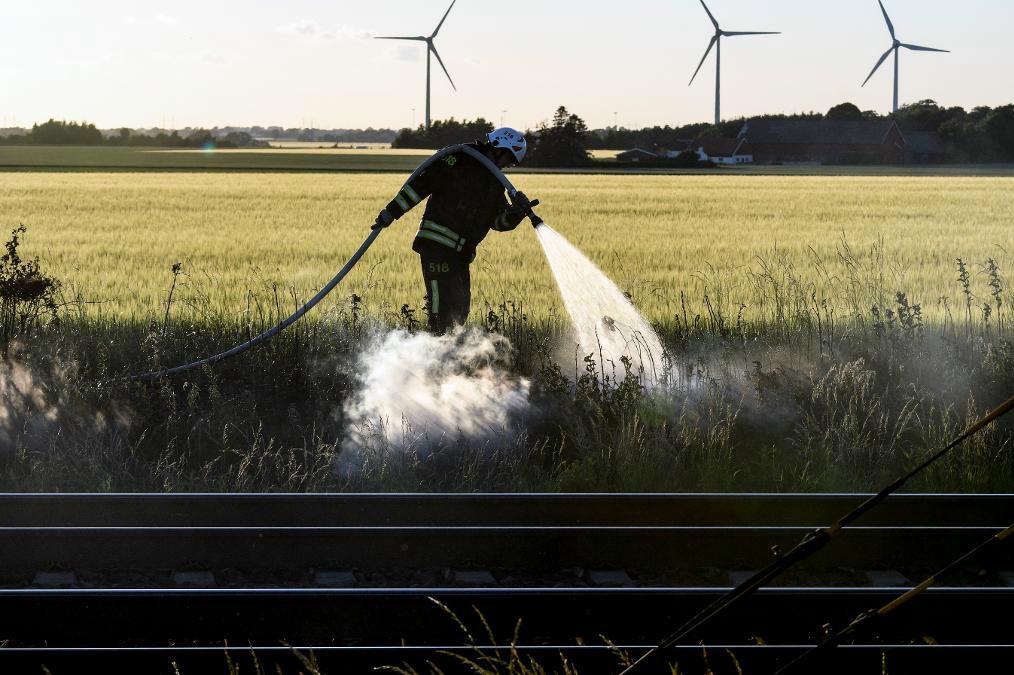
[694,138,753,164]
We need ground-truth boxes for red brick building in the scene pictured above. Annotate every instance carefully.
[736,119,907,165]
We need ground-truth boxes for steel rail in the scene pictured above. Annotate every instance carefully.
[0,525,1005,571]
[2,587,1012,647]
[2,493,1012,527]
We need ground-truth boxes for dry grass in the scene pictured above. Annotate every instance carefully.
[2,172,1012,328]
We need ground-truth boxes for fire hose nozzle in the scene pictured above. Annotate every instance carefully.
[526,199,544,227]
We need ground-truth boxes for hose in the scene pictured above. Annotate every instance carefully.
[459,145,544,226]
[132,227,382,380]
[132,143,543,380]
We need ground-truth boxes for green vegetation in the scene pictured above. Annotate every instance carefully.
[0,119,266,149]
[391,107,596,168]
[0,168,1012,493]
[525,106,594,168]
[392,117,496,149]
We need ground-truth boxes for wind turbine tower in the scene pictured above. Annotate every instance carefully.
[375,0,458,130]
[688,0,779,126]
[863,0,949,113]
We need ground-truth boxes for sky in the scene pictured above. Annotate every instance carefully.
[1,0,1011,131]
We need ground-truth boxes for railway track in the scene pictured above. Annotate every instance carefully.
[2,493,1012,674]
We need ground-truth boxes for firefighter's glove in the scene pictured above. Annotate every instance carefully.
[509,191,532,214]
[372,208,395,230]
[509,191,540,215]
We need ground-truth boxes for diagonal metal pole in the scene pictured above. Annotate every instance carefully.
[774,521,1014,674]
[619,393,1014,674]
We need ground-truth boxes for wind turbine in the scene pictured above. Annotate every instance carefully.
[375,0,458,130]
[688,0,779,126]
[862,0,949,113]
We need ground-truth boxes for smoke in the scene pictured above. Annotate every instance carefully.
[0,358,61,455]
[338,328,531,475]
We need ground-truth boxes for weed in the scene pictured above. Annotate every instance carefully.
[0,225,59,358]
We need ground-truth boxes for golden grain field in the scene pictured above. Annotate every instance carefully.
[2,171,1012,325]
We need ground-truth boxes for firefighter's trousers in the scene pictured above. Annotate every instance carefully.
[420,252,470,334]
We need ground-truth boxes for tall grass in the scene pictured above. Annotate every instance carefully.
[0,235,1011,493]
[1,171,1012,491]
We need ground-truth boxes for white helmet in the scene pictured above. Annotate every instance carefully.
[487,127,527,164]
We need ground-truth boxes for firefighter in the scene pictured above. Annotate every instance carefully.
[372,128,534,334]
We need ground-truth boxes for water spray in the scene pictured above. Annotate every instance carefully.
[456,149,666,385]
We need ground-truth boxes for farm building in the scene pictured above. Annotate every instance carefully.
[615,148,659,163]
[736,119,906,165]
[904,131,948,164]
[661,140,695,158]
[692,137,753,164]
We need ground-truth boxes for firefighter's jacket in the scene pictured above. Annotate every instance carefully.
[384,143,526,262]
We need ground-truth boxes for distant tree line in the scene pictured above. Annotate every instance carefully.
[8,103,1014,162]
[0,120,267,148]
[17,120,103,145]
[250,126,396,143]
[104,128,267,149]
[391,118,497,149]
[390,108,598,168]
[587,100,1014,162]
[893,100,1014,162]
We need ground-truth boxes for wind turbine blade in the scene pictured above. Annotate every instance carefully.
[374,36,427,41]
[900,43,949,53]
[432,0,457,37]
[722,31,780,36]
[862,46,895,86]
[430,45,456,90]
[698,0,720,30]
[878,0,896,39]
[688,35,718,86]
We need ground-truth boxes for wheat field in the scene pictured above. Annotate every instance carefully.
[2,171,1012,325]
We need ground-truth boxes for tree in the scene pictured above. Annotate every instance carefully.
[391,118,494,149]
[30,119,103,145]
[108,128,131,146]
[983,105,1014,160]
[826,102,864,121]
[891,100,955,132]
[525,106,592,167]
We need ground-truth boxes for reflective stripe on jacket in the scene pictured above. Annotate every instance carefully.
[416,220,466,253]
